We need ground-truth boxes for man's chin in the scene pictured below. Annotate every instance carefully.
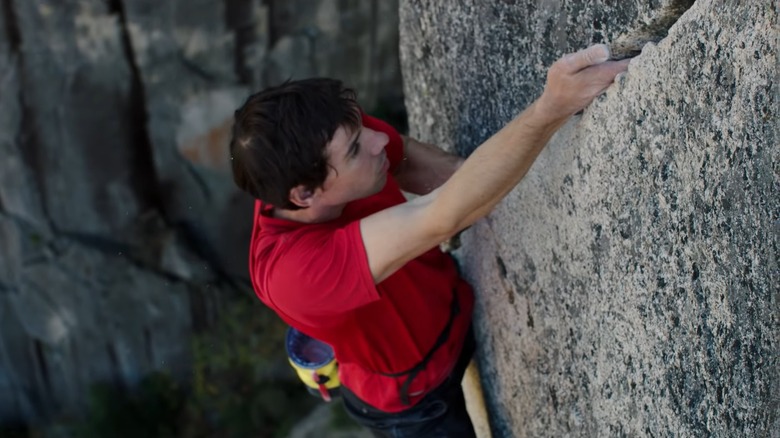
[376,173,388,190]
[364,176,387,199]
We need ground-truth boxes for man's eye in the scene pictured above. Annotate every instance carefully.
[351,141,361,157]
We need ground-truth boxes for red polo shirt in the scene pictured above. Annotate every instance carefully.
[248,115,474,412]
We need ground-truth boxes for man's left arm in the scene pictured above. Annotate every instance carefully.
[393,135,464,195]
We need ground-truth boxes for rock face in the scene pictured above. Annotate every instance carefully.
[400,0,777,437]
[0,0,401,423]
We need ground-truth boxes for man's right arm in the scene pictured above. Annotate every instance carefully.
[361,45,630,283]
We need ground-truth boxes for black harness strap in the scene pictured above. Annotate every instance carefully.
[380,287,460,406]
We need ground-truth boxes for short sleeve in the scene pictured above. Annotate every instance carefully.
[362,114,404,173]
[267,221,380,324]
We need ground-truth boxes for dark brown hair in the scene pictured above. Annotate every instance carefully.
[229,78,361,209]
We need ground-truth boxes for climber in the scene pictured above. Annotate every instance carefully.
[229,44,629,437]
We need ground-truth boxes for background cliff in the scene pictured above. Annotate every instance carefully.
[0,0,401,433]
[400,0,777,436]
[2,0,777,436]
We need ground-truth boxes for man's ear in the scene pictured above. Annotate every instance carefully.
[288,185,316,208]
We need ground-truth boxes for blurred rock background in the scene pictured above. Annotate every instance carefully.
[0,0,400,436]
[2,0,777,437]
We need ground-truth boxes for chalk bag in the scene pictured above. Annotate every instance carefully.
[285,327,340,401]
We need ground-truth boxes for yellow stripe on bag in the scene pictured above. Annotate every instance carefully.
[286,327,340,401]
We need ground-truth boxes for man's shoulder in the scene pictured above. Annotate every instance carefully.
[252,219,379,320]
[253,219,363,270]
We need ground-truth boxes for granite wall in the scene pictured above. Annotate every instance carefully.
[0,0,401,423]
[400,0,777,436]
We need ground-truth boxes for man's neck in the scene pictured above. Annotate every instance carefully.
[271,203,346,224]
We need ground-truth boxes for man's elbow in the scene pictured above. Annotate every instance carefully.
[417,194,462,242]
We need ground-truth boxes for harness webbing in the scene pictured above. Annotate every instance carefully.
[379,287,460,406]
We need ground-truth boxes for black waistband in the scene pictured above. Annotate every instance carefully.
[341,324,475,416]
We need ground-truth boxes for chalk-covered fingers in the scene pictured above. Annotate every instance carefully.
[560,44,611,72]
[539,44,630,120]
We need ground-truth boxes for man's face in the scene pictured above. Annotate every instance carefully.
[317,117,390,207]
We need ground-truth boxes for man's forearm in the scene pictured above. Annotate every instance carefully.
[426,45,630,236]
[358,45,629,282]
[428,99,567,233]
[394,136,464,195]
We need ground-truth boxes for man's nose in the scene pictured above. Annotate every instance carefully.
[372,130,389,155]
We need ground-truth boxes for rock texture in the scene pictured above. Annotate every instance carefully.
[0,0,402,423]
[400,0,777,436]
[263,0,402,109]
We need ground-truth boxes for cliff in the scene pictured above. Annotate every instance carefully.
[400,0,778,436]
[0,0,401,423]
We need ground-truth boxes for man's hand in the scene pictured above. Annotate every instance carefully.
[537,44,630,121]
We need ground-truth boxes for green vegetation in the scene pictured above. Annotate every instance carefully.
[73,373,184,438]
[182,294,320,437]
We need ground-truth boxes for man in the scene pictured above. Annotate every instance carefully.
[230,44,629,437]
